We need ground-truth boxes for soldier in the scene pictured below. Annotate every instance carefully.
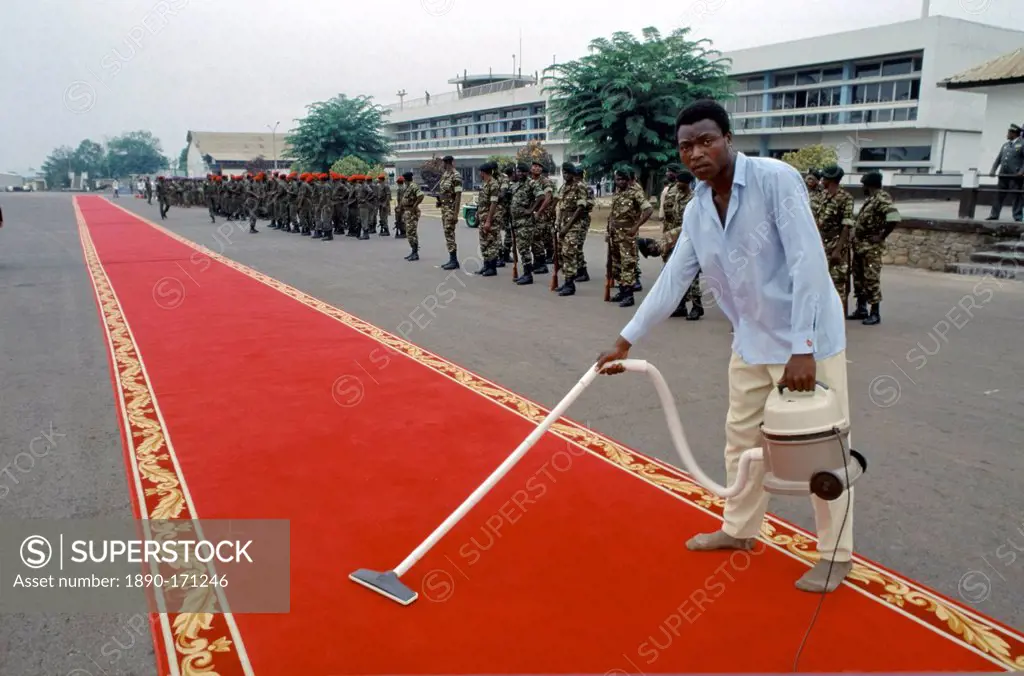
[365,173,379,236]
[437,156,463,270]
[805,168,825,219]
[394,176,406,238]
[474,162,502,277]
[377,174,391,236]
[401,171,424,261]
[573,176,595,283]
[555,163,588,297]
[495,165,514,267]
[144,176,153,204]
[529,161,556,267]
[637,166,700,318]
[205,175,218,223]
[244,173,262,233]
[816,165,855,308]
[607,169,652,307]
[156,176,170,219]
[511,163,540,285]
[986,123,1024,222]
[849,171,900,325]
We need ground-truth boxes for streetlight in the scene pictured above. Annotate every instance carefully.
[266,121,280,170]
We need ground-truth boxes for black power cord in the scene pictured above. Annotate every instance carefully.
[791,426,854,671]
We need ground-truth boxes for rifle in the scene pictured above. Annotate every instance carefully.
[604,217,613,302]
[509,218,519,280]
[550,220,560,291]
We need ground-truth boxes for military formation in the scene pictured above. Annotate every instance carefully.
[805,166,900,326]
[147,154,900,324]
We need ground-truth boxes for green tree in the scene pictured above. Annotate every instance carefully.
[330,155,384,177]
[73,140,106,176]
[41,146,76,188]
[179,146,189,173]
[419,156,444,188]
[543,26,732,192]
[105,131,168,178]
[781,144,839,173]
[514,141,555,173]
[486,154,517,173]
[285,94,391,172]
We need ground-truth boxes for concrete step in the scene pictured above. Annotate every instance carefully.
[945,262,1020,280]
[990,239,1024,253]
[969,250,1024,265]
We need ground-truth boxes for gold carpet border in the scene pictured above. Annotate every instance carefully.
[75,200,244,676]
[100,198,1023,672]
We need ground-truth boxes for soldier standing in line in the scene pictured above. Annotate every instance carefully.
[377,174,391,236]
[607,169,652,307]
[474,162,502,277]
[555,163,588,297]
[316,174,334,241]
[511,163,540,285]
[332,175,349,236]
[394,176,407,239]
[365,173,379,236]
[244,173,262,233]
[144,176,153,204]
[986,123,1024,222]
[156,176,170,219]
[848,171,900,326]
[437,156,463,270]
[495,165,514,267]
[205,175,218,223]
[572,176,595,284]
[816,165,855,308]
[401,171,424,261]
[530,161,556,267]
[637,165,699,318]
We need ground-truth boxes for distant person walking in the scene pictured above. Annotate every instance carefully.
[111,180,120,199]
[987,122,1023,222]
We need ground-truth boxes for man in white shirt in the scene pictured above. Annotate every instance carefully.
[596,100,853,593]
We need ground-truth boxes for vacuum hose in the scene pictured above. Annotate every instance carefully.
[602,360,762,498]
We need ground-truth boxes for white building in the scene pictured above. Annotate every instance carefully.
[383,14,1024,183]
[184,131,292,178]
[938,47,1024,177]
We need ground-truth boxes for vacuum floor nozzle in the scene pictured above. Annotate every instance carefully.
[349,569,417,605]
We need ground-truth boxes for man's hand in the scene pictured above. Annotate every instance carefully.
[779,354,816,391]
[482,219,492,234]
[828,248,842,266]
[596,337,632,374]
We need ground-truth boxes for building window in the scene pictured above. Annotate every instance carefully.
[855,62,881,78]
[821,67,844,82]
[912,56,923,72]
[858,146,931,162]
[774,72,796,88]
[859,147,887,162]
[881,58,914,77]
[797,69,820,85]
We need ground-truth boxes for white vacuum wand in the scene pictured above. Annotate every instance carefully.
[348,359,863,605]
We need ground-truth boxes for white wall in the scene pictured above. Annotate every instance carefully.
[917,19,1024,132]
[976,85,1024,176]
[934,130,981,173]
[186,141,207,178]
[385,85,546,126]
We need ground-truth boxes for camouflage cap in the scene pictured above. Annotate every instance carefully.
[820,164,844,180]
[861,171,883,188]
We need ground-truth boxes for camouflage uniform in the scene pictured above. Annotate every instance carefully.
[556,178,590,289]
[532,173,556,264]
[816,188,855,297]
[437,168,463,254]
[394,180,406,238]
[377,178,391,235]
[808,184,826,222]
[496,170,513,262]
[852,189,900,308]
[608,181,651,303]
[156,178,170,219]
[511,174,542,281]
[574,184,594,281]
[475,172,502,274]
[401,179,424,259]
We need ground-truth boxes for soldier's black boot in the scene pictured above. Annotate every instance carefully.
[671,300,688,318]
[249,221,258,233]
[574,266,590,282]
[558,279,576,296]
[407,246,419,261]
[321,230,333,241]
[609,286,626,303]
[515,266,534,285]
[358,228,370,240]
[532,261,548,275]
[380,226,389,236]
[312,230,322,239]
[847,299,868,320]
[441,252,459,270]
[636,238,658,259]
[618,286,635,307]
[687,298,704,321]
[863,303,881,325]
[481,260,498,277]
[495,254,506,268]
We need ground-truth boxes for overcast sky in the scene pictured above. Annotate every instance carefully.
[2,0,1021,175]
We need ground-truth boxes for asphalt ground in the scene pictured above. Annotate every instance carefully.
[1,192,1021,672]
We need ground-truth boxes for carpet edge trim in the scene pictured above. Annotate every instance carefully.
[75,198,251,676]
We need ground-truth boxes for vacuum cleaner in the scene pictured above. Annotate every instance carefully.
[349,359,867,605]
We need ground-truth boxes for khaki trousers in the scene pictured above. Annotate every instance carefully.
[721,350,854,563]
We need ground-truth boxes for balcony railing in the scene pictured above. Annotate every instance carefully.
[386,80,542,112]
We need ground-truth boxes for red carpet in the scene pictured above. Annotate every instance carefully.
[74,196,1024,674]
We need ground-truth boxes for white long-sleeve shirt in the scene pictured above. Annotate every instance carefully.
[620,153,845,365]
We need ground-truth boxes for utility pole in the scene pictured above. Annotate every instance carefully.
[396,89,407,110]
[266,121,280,169]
